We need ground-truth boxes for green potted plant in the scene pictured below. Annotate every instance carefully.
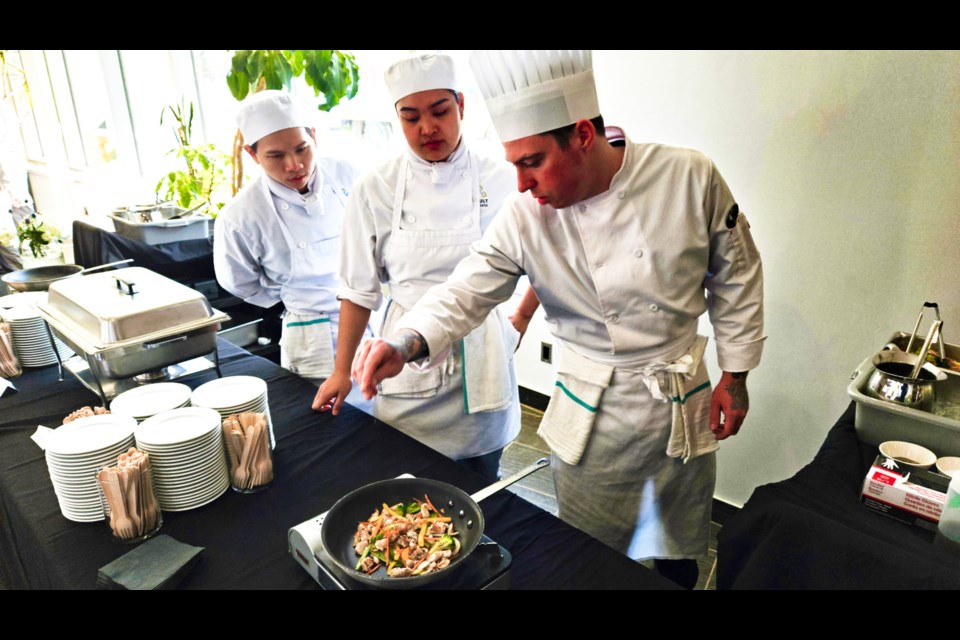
[225,50,360,194]
[156,98,231,215]
[13,213,64,267]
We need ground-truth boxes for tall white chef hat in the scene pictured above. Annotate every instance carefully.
[236,90,313,145]
[384,53,458,104]
[469,50,600,143]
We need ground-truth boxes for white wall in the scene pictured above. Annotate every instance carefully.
[514,50,960,506]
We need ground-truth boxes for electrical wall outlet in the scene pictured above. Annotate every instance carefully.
[540,342,552,364]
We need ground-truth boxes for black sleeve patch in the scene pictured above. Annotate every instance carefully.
[725,203,740,229]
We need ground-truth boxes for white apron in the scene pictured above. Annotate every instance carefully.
[543,338,716,561]
[266,175,357,383]
[374,152,520,460]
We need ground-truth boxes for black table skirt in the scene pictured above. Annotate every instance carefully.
[1,341,673,590]
[717,403,960,589]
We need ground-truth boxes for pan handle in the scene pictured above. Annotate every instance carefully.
[79,258,134,275]
[470,457,550,503]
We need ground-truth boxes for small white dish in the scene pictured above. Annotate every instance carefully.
[879,440,937,471]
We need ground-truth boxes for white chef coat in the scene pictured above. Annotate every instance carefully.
[398,139,765,559]
[338,142,520,460]
[214,157,372,384]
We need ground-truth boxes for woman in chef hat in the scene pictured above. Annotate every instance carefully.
[312,53,525,479]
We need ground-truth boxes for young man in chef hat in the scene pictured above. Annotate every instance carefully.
[350,51,766,588]
[214,90,372,410]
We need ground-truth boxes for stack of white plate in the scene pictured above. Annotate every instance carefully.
[134,407,229,511]
[191,376,275,449]
[0,291,48,310]
[0,304,73,367]
[110,382,192,422]
[44,414,137,523]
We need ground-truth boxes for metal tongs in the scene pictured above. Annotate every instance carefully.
[905,302,947,371]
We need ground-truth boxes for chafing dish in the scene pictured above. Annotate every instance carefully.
[36,267,229,402]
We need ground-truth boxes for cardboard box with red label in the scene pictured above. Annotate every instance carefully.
[861,455,952,532]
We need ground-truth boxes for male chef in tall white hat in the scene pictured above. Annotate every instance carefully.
[350,50,765,588]
[214,90,371,407]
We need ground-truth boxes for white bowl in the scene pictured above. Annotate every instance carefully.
[935,456,960,479]
[879,440,936,471]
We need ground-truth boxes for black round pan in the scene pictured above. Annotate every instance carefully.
[320,458,548,589]
[2,265,83,291]
[1,259,133,292]
[321,477,485,588]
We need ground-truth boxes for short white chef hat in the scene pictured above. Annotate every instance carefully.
[236,90,313,145]
[384,53,458,104]
[469,50,600,143]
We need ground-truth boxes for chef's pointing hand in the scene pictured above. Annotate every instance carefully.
[352,331,429,400]
[710,370,749,440]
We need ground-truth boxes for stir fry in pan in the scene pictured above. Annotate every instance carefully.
[354,494,461,577]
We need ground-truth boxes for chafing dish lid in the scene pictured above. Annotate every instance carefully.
[40,267,222,347]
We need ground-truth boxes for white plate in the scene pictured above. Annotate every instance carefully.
[137,431,221,456]
[191,376,267,410]
[150,441,225,466]
[155,455,227,481]
[135,407,221,446]
[111,383,192,419]
[45,415,137,456]
[0,291,47,309]
[1,308,42,322]
[45,435,135,463]
[157,477,230,511]
[156,472,229,498]
[147,444,223,466]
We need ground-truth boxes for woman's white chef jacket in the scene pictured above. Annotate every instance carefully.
[397,140,765,559]
[214,158,363,382]
[338,143,520,460]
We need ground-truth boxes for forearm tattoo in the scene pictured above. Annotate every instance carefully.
[724,372,749,411]
[388,330,429,363]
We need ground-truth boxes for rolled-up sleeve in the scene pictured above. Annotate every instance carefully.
[337,187,384,311]
[213,216,281,309]
[703,163,766,372]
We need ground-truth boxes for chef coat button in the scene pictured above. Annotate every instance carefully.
[578,205,586,213]
[280,202,290,210]
[634,249,644,258]
[406,215,416,224]
[298,241,306,249]
[617,192,626,200]
[461,171,469,179]
[461,215,471,226]
[610,314,620,324]
[595,261,604,269]
[649,303,659,312]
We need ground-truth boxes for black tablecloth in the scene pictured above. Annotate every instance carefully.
[72,220,216,283]
[717,403,960,589]
[0,341,674,589]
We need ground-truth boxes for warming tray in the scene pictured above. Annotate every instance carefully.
[38,267,227,351]
[34,267,228,402]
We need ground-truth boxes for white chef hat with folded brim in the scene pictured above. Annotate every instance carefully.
[384,53,459,104]
[469,50,600,143]
[236,90,314,145]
